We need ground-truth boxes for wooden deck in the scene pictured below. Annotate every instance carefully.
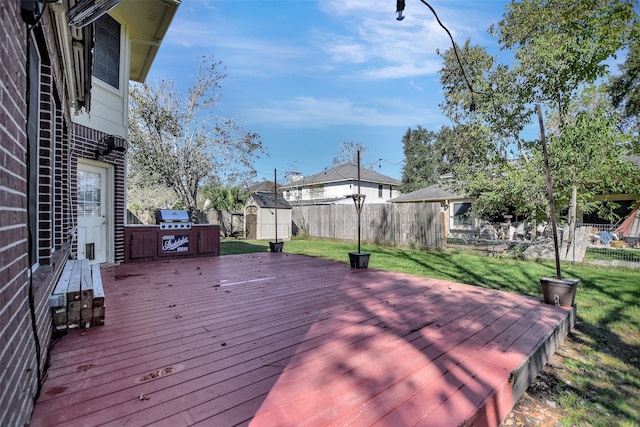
[31,253,574,427]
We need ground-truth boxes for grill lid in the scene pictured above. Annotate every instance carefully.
[155,209,190,223]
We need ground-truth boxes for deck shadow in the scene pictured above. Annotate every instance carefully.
[31,253,573,426]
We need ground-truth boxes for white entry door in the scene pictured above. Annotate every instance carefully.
[77,163,108,264]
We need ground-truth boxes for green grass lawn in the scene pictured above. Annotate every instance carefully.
[584,247,640,263]
[221,238,640,426]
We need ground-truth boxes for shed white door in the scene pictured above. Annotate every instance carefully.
[77,163,108,264]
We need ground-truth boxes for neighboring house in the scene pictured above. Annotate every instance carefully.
[393,155,640,241]
[282,164,401,206]
[0,1,178,425]
[390,183,475,238]
[245,192,292,240]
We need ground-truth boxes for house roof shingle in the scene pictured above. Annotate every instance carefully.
[390,183,465,203]
[249,181,275,193]
[283,164,400,188]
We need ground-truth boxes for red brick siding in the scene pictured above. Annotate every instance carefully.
[114,160,126,262]
[0,2,34,425]
[54,109,65,247]
[1,4,128,425]
[38,62,53,266]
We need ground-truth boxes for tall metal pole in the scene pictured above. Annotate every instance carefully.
[357,150,361,253]
[274,168,278,243]
[537,104,562,279]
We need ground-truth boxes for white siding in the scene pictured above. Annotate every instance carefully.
[285,181,400,205]
[256,206,292,240]
[72,18,129,139]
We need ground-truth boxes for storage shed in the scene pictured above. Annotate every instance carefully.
[245,192,292,240]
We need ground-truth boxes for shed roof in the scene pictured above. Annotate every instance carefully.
[284,164,400,188]
[249,192,292,209]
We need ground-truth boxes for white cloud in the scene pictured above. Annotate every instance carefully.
[165,0,498,82]
[313,0,470,80]
[246,96,438,128]
[361,60,443,79]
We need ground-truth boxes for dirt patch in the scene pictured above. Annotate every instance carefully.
[502,323,640,426]
[501,360,568,426]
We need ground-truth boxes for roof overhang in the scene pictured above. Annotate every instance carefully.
[48,0,178,114]
[110,0,180,82]
[50,1,94,114]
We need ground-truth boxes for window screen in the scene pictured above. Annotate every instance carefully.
[94,14,120,88]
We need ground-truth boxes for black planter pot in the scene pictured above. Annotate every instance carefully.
[540,276,579,307]
[269,241,284,252]
[349,252,370,269]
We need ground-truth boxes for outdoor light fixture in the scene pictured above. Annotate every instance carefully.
[396,0,405,20]
[67,0,122,28]
[396,0,480,113]
[95,135,127,159]
[22,0,61,28]
[21,0,43,26]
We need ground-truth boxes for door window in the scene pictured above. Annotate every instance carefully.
[78,170,102,216]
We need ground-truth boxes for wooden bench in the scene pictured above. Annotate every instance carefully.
[92,264,105,326]
[50,259,105,330]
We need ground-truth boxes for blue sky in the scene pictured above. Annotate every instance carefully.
[147,0,514,183]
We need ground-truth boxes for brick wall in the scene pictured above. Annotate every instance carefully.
[0,1,37,425]
[38,62,53,266]
[1,4,128,424]
[54,108,71,248]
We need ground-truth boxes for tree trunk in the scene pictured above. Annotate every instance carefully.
[567,185,577,247]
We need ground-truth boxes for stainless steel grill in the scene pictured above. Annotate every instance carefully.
[155,209,192,230]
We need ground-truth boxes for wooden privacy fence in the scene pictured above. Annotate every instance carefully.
[291,202,443,249]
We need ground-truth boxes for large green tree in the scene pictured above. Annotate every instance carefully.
[548,110,639,219]
[400,126,467,193]
[128,56,263,220]
[609,29,640,147]
[199,184,250,213]
[437,0,638,224]
[438,40,532,163]
[400,127,440,192]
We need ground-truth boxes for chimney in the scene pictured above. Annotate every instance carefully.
[290,172,303,183]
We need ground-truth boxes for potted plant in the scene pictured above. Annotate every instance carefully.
[269,168,284,253]
[348,150,370,268]
[536,105,579,306]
